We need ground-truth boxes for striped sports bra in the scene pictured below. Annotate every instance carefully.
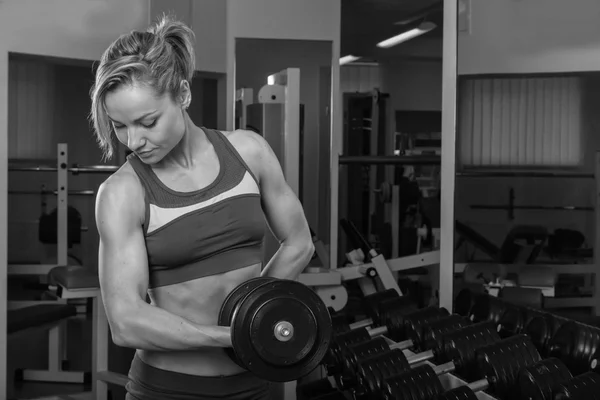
[127,127,265,288]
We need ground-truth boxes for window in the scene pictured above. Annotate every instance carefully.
[457,76,582,168]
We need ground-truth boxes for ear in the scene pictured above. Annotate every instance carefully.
[178,80,192,109]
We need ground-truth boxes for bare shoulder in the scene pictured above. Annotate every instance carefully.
[95,162,145,228]
[220,129,275,179]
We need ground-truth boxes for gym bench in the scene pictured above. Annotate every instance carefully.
[9,265,107,400]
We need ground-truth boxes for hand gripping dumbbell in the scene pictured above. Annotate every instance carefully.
[346,321,500,398]
[435,357,572,400]
[325,307,450,377]
[380,334,542,400]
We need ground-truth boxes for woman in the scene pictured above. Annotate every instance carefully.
[91,14,315,400]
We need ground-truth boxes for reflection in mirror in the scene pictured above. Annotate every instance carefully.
[336,1,445,307]
[455,1,600,319]
[234,38,333,264]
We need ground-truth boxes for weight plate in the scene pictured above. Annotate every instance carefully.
[518,358,573,400]
[218,277,277,327]
[230,279,332,382]
[217,277,277,366]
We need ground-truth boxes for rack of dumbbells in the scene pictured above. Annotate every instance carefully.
[297,287,600,400]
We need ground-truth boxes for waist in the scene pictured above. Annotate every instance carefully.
[130,351,269,395]
[149,245,264,288]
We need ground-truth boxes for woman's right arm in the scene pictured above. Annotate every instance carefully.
[95,172,231,351]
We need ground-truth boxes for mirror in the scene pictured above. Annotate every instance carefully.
[455,1,600,316]
[234,38,333,265]
[335,1,444,306]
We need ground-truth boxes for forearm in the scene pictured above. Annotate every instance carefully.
[111,302,231,351]
[261,240,314,280]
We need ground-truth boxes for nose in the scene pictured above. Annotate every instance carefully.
[127,127,146,152]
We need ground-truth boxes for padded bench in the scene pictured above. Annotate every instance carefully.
[8,304,77,335]
[6,304,77,335]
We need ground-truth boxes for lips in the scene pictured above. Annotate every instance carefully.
[138,150,153,157]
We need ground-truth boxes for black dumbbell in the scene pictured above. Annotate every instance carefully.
[381,334,542,400]
[547,320,600,375]
[420,314,471,352]
[496,303,528,338]
[435,357,573,400]
[331,296,418,336]
[348,321,500,397]
[552,371,600,399]
[518,357,574,400]
[325,307,449,376]
[337,314,470,389]
[523,311,564,357]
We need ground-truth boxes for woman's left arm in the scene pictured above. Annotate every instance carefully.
[249,132,314,280]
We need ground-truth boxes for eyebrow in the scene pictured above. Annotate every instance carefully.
[107,111,158,125]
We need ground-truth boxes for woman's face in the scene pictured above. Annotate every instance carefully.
[104,82,188,164]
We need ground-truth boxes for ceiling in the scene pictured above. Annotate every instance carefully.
[340,0,444,62]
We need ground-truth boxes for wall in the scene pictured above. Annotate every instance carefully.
[459,0,600,74]
[456,1,600,262]
[454,75,600,262]
[380,60,443,111]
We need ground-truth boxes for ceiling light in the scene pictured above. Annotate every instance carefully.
[340,55,361,65]
[376,21,437,48]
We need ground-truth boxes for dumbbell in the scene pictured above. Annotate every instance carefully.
[380,334,542,400]
[434,357,571,400]
[547,320,600,375]
[336,314,470,388]
[553,371,600,399]
[217,277,332,382]
[325,307,450,377]
[523,311,564,357]
[330,295,418,337]
[346,321,501,397]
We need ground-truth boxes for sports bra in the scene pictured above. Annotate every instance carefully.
[127,127,265,288]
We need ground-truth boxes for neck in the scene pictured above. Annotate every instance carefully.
[160,113,207,170]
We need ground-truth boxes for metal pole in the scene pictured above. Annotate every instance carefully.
[339,155,441,165]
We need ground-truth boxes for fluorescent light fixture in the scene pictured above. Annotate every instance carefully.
[340,55,361,65]
[376,21,437,48]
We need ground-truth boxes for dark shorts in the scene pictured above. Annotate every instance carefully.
[125,354,272,400]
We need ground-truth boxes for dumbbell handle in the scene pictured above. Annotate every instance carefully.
[466,379,489,393]
[349,318,374,330]
[406,349,435,365]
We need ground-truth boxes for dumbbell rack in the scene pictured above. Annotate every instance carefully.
[386,336,497,400]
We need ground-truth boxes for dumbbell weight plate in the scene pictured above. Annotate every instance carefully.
[518,357,573,400]
[230,279,333,382]
[547,321,599,375]
[218,277,277,366]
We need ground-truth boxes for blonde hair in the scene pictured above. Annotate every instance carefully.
[89,14,196,160]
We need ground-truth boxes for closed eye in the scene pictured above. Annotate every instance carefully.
[142,119,157,129]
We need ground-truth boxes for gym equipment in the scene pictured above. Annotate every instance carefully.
[523,311,565,356]
[517,357,573,400]
[345,321,500,397]
[435,357,572,400]
[218,277,333,382]
[325,306,450,377]
[547,320,600,375]
[552,371,600,399]
[369,334,541,400]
